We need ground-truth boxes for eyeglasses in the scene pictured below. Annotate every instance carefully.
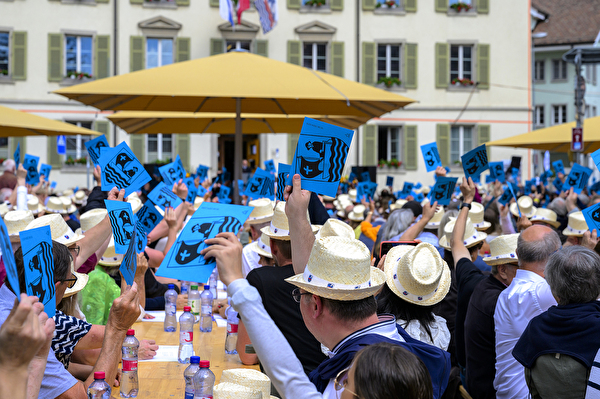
[291,288,312,303]
[69,246,80,257]
[334,366,360,398]
[61,275,78,289]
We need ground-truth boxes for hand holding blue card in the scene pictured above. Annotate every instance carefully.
[183,177,198,204]
[421,142,443,172]
[563,163,592,194]
[0,218,20,298]
[14,141,20,167]
[552,160,565,176]
[85,135,110,166]
[19,225,55,317]
[386,176,394,188]
[399,182,415,199]
[135,201,163,235]
[429,176,458,206]
[357,181,377,202]
[582,202,600,236]
[23,154,40,185]
[553,177,564,192]
[264,159,276,174]
[196,165,209,182]
[40,164,52,180]
[105,200,135,254]
[276,163,291,202]
[147,182,183,212]
[489,162,505,183]
[159,155,186,186]
[244,168,275,200]
[197,185,207,198]
[461,144,489,178]
[497,186,513,206]
[361,171,371,182]
[217,185,231,202]
[120,227,137,286]
[99,142,151,198]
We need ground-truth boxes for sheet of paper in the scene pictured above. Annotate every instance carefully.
[489,162,505,183]
[134,223,147,255]
[244,167,275,200]
[39,164,52,180]
[276,163,290,202]
[99,142,151,198]
[196,164,209,182]
[147,182,183,212]
[120,228,137,286]
[264,159,276,174]
[420,142,443,172]
[0,218,19,296]
[85,135,110,166]
[159,155,186,186]
[136,202,164,235]
[562,163,593,194]
[429,176,458,206]
[142,310,184,322]
[13,141,20,167]
[23,154,40,185]
[214,314,227,328]
[19,226,55,317]
[399,182,415,199]
[357,181,377,202]
[386,176,394,188]
[105,200,134,254]
[461,144,489,178]
[552,160,565,176]
[582,202,600,234]
[217,185,232,203]
[139,345,179,362]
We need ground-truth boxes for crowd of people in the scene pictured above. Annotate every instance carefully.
[1,155,600,399]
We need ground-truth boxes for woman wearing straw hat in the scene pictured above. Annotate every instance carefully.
[241,198,274,278]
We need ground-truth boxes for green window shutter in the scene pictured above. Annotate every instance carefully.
[94,35,110,79]
[435,43,449,88]
[362,0,375,11]
[436,124,450,167]
[331,42,344,77]
[47,137,62,168]
[209,0,219,6]
[404,125,418,170]
[11,31,27,81]
[130,36,144,72]
[130,0,143,4]
[288,134,299,164]
[210,38,224,56]
[477,124,491,158]
[404,43,417,89]
[331,0,343,11]
[362,42,376,85]
[48,33,63,82]
[96,0,109,3]
[254,40,268,57]
[94,120,111,146]
[405,0,417,12]
[176,134,191,171]
[175,0,190,5]
[477,0,488,14]
[477,44,490,89]
[287,41,301,66]
[287,0,301,9]
[362,125,377,166]
[176,37,191,62]
[435,0,447,12]
[10,137,26,160]
[130,135,145,163]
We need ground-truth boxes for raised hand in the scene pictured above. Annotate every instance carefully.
[202,232,243,286]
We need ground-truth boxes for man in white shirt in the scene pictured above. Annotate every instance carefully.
[241,198,273,277]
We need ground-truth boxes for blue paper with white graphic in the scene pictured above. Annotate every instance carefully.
[287,117,354,197]
[264,160,276,174]
[357,181,377,202]
[420,142,442,172]
[85,134,110,166]
[183,177,198,204]
[134,223,146,255]
[489,162,505,183]
[244,167,275,200]
[461,144,489,178]
[399,182,415,199]
[562,163,592,194]
[147,182,183,212]
[156,203,253,284]
[386,176,394,187]
[99,142,151,198]
[159,155,186,186]
[552,160,565,176]
[0,217,19,298]
[39,164,52,180]
[217,185,231,203]
[19,226,54,317]
[135,201,163,235]
[276,163,291,202]
[120,228,137,286]
[104,200,134,255]
[13,141,20,167]
[582,202,600,234]
[497,186,513,206]
[429,176,458,206]
[361,171,371,182]
[23,154,40,185]
[553,177,564,192]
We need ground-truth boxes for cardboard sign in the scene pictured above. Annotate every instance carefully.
[489,162,505,183]
[39,164,52,180]
[217,185,232,204]
[276,163,291,202]
[552,160,565,176]
[357,181,377,202]
[264,159,276,174]
[105,200,135,254]
[19,226,55,317]
[244,167,275,200]
[386,176,394,188]
[461,144,489,178]
[582,202,600,234]
[23,154,40,185]
[99,142,151,198]
[497,186,513,206]
[399,182,415,199]
[591,148,600,173]
[85,135,110,166]
[183,177,198,204]
[429,176,458,206]
[159,155,186,186]
[13,141,20,167]
[120,227,137,286]
[135,201,163,235]
[0,217,19,296]
[196,164,209,182]
[553,177,564,192]
[421,142,442,172]
[147,182,183,212]
[563,163,592,194]
[134,223,146,255]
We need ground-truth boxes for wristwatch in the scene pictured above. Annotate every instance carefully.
[461,202,472,210]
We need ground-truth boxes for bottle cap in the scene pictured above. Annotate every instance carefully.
[191,285,198,290]
[126,329,135,336]
[199,360,210,368]
[184,306,191,312]
[168,283,175,289]
[190,356,200,364]
[204,285,210,290]
[94,371,105,380]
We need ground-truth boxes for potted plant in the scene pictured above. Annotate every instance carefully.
[65,156,88,166]
[451,77,475,86]
[378,159,389,168]
[450,1,472,12]
[66,71,93,80]
[377,77,402,88]
[0,70,7,76]
[389,159,402,168]
[304,0,326,7]
[375,0,398,8]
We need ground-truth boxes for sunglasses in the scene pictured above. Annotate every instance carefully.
[334,366,360,398]
[291,288,312,303]
[61,275,78,289]
[69,245,80,257]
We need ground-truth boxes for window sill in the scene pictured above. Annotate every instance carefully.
[59,77,95,87]
[143,1,177,8]
[60,0,97,5]
[299,6,331,13]
[374,7,406,15]
[446,84,478,92]
[551,79,568,83]
[533,80,546,84]
[377,166,406,174]
[376,83,407,92]
[0,77,15,85]
[446,9,477,16]
[62,164,92,172]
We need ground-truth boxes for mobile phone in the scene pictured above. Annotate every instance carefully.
[380,240,420,257]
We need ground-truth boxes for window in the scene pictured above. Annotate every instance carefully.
[65,36,93,77]
[146,38,173,69]
[0,138,8,160]
[534,105,544,127]
[552,59,567,81]
[375,0,400,9]
[378,126,403,162]
[593,106,598,117]
[586,64,597,86]
[534,60,545,82]
[377,44,401,81]
[65,122,93,160]
[449,0,471,4]
[303,43,327,72]
[450,45,473,82]
[450,126,473,164]
[226,41,251,52]
[0,32,8,76]
[147,134,172,163]
[552,105,566,125]
[302,0,328,6]
[585,105,591,118]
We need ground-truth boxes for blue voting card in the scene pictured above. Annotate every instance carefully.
[13,141,20,167]
[19,226,54,317]
[357,181,377,202]
[489,162,505,183]
[237,180,245,193]
[197,185,207,198]
[563,163,593,194]
[340,182,349,194]
[485,174,495,184]
[553,177,564,192]
[582,202,600,234]
[105,200,134,254]
[217,185,231,203]
[498,186,513,206]
[183,177,198,204]
[120,227,137,286]
[288,118,354,197]
[244,167,275,200]
[508,184,521,217]
[135,201,163,235]
[511,167,520,178]
[348,172,357,183]
[39,164,52,180]
[276,163,290,202]
[592,148,600,173]
[159,155,186,186]
[0,218,19,297]
[134,223,147,255]
[399,182,415,199]
[552,160,565,176]
[361,171,371,182]
[461,144,489,178]
[85,135,110,167]
[415,193,425,202]
[386,176,394,188]
[147,182,183,212]
[421,142,442,172]
[429,176,458,206]
[156,202,253,283]
[99,142,151,198]
[23,154,40,185]
[471,174,481,184]
[264,159,276,174]
[50,181,57,189]
[415,182,422,189]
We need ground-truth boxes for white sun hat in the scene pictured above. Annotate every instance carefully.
[348,204,366,222]
[482,233,519,266]
[26,195,45,215]
[285,236,386,301]
[98,238,124,267]
[510,196,537,218]
[348,189,357,203]
[63,261,89,298]
[438,216,487,250]
[383,242,451,306]
[333,194,350,210]
[193,196,204,210]
[61,189,75,198]
[390,199,407,211]
[4,210,34,236]
[425,207,445,230]
[0,203,9,218]
[76,208,108,235]
[127,196,142,214]
[73,190,87,205]
[469,202,491,231]
[248,233,273,259]
[220,369,271,399]
[246,198,274,225]
[261,201,318,241]
[45,197,67,214]
[315,218,355,240]
[529,208,561,229]
[24,214,85,247]
[563,211,588,237]
[213,382,261,399]
[59,196,77,214]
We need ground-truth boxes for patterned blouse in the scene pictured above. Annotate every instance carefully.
[52,310,92,369]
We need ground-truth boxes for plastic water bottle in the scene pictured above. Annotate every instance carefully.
[164,284,178,332]
[184,356,201,399]
[188,285,200,322]
[120,329,139,398]
[225,304,239,355]
[199,286,213,333]
[88,371,111,398]
[209,271,217,299]
[179,306,195,363]
[193,360,215,399]
[181,281,190,295]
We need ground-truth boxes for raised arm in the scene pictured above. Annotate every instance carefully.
[450,177,474,263]
[284,174,315,275]
[400,201,438,241]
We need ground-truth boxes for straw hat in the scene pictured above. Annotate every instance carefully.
[482,233,519,266]
[414,186,430,195]
[469,202,491,231]
[261,201,318,241]
[563,211,588,237]
[0,203,9,217]
[77,208,108,234]
[62,189,75,198]
[315,218,355,240]
[285,236,385,300]
[25,214,84,247]
[425,207,445,230]
[220,369,271,399]
[127,196,142,214]
[73,190,87,205]
[348,204,366,222]
[438,217,487,250]
[390,199,407,211]
[59,196,77,214]
[98,238,124,267]
[246,198,274,224]
[63,262,89,298]
[213,382,261,399]
[26,195,45,215]
[333,194,350,210]
[529,208,561,229]
[322,195,335,202]
[510,196,537,218]
[194,196,204,210]
[46,197,66,214]
[348,189,357,203]
[4,210,34,235]
[248,233,273,259]
[383,243,451,306]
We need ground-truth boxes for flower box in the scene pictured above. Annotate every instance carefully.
[375,0,398,8]
[450,2,472,12]
[377,77,402,89]
[451,78,475,87]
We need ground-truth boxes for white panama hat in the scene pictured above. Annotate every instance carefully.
[4,210,34,236]
[127,196,142,214]
[76,208,108,235]
[348,204,366,222]
[220,369,271,399]
[73,190,87,205]
[469,202,491,231]
[510,196,537,218]
[27,195,45,215]
[260,201,318,241]
[438,216,487,250]
[315,218,355,240]
[98,238,124,267]
[482,233,519,266]
[425,206,445,230]
[63,261,89,298]
[45,197,67,214]
[25,214,85,247]
[248,233,273,259]
[529,208,561,229]
[59,196,77,214]
[246,198,274,224]
[563,211,588,237]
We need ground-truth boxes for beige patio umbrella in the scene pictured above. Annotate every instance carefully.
[0,105,101,137]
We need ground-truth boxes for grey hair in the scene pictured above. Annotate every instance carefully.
[516,228,561,265]
[2,159,15,172]
[438,209,459,239]
[381,209,414,240]
[545,246,600,305]
[547,198,567,217]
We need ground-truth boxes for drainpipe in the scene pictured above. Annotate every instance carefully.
[355,0,360,166]
[113,0,119,145]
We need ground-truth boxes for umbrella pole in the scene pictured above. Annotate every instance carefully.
[234,98,242,205]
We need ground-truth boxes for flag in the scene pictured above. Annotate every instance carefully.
[254,0,278,34]
[237,0,250,24]
[220,0,235,27]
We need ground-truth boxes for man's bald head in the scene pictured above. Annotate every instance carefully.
[516,225,561,275]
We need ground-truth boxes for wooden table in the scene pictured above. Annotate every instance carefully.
[120,319,259,398]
